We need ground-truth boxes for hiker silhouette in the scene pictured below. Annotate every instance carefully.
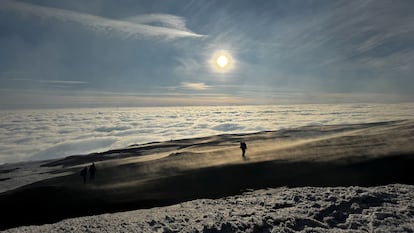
[89,163,96,180]
[240,140,247,159]
[80,167,88,184]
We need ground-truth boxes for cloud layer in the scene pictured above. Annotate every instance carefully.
[1,0,204,39]
[1,103,413,164]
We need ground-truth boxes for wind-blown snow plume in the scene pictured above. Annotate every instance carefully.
[0,0,204,39]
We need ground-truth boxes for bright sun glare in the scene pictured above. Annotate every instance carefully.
[216,55,229,68]
[211,50,234,72]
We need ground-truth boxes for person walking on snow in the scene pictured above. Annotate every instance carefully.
[240,140,247,159]
[80,167,87,184]
[89,163,96,180]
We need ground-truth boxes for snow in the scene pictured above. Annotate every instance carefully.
[2,119,414,232]
[0,161,70,193]
[5,184,414,233]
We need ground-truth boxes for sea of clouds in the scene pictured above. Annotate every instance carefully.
[1,103,414,164]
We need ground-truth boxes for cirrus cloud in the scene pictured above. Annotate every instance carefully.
[0,0,204,40]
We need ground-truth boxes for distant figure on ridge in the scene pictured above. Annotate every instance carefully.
[89,163,96,180]
[80,167,88,184]
[240,140,247,159]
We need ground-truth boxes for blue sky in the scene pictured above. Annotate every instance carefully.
[1,0,413,108]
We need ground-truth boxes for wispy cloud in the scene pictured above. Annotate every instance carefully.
[0,89,253,109]
[182,82,209,90]
[10,78,87,85]
[2,78,88,90]
[37,80,87,85]
[276,1,414,67]
[0,0,204,39]
[125,14,188,32]
[0,71,35,75]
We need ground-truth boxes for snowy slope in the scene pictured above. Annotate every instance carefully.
[2,120,414,232]
[5,184,414,233]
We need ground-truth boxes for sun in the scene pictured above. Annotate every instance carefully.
[216,55,229,68]
[211,50,234,72]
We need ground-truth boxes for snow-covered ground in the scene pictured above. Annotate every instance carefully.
[4,184,414,233]
[0,161,71,193]
[1,120,414,232]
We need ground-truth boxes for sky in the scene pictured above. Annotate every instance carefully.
[1,0,414,108]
